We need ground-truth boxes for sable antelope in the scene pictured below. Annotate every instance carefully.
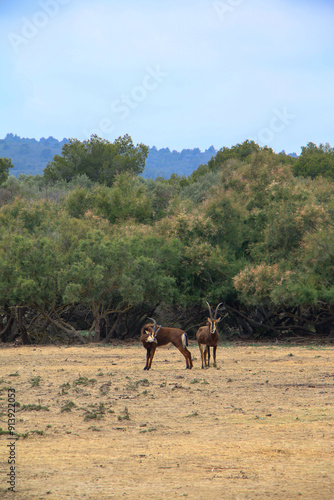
[140,318,192,371]
[196,302,223,369]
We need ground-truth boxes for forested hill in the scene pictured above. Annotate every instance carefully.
[143,145,217,178]
[0,134,68,177]
[0,134,217,179]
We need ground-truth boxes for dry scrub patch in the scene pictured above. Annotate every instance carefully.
[0,342,334,499]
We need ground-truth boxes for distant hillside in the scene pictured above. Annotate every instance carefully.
[0,134,68,177]
[143,145,217,178]
[0,134,217,180]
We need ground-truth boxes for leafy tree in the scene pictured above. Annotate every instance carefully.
[155,202,236,305]
[65,174,152,223]
[189,141,296,183]
[293,142,334,180]
[43,134,148,186]
[59,227,177,341]
[0,157,14,185]
[233,263,295,307]
[189,140,265,181]
[0,231,63,344]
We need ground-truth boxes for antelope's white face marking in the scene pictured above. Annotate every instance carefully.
[208,317,221,334]
[145,329,157,343]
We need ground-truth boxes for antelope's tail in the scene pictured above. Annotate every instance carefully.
[181,333,188,348]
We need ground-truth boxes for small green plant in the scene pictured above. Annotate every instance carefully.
[140,427,157,433]
[137,379,150,387]
[84,412,99,421]
[9,371,19,377]
[0,427,11,436]
[60,401,76,413]
[99,382,111,395]
[21,404,49,411]
[60,382,71,389]
[83,403,105,421]
[29,376,42,387]
[190,378,200,384]
[118,407,130,421]
[126,379,150,391]
[186,411,199,418]
[73,376,96,386]
[159,378,167,388]
[31,430,44,436]
[0,428,21,438]
[59,382,71,395]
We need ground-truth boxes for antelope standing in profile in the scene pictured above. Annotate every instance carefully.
[140,318,192,370]
[196,302,223,369]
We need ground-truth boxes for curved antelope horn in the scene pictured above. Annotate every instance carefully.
[147,317,157,332]
[214,302,224,319]
[206,301,213,319]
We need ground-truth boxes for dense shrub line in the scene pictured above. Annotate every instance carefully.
[1,139,334,343]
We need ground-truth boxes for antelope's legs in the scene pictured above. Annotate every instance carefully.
[213,345,217,366]
[144,347,151,370]
[144,345,157,370]
[203,346,211,367]
[148,344,157,370]
[198,343,205,369]
[175,345,193,369]
[207,346,211,367]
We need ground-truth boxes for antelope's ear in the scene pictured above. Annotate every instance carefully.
[144,330,150,334]
[207,317,212,322]
[216,317,221,323]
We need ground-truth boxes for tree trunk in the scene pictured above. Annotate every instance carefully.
[17,307,31,345]
[0,316,14,342]
[105,313,122,342]
[41,310,88,344]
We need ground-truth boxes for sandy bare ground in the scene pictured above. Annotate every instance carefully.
[0,341,333,499]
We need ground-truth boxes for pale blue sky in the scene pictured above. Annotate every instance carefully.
[1,0,334,153]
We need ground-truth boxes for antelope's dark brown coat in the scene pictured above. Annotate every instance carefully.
[140,322,192,371]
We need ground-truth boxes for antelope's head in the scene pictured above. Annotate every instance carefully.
[206,301,223,334]
[144,317,161,343]
[144,329,157,343]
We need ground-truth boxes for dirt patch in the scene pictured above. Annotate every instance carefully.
[0,342,333,499]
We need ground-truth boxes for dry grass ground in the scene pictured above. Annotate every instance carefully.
[0,341,333,499]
